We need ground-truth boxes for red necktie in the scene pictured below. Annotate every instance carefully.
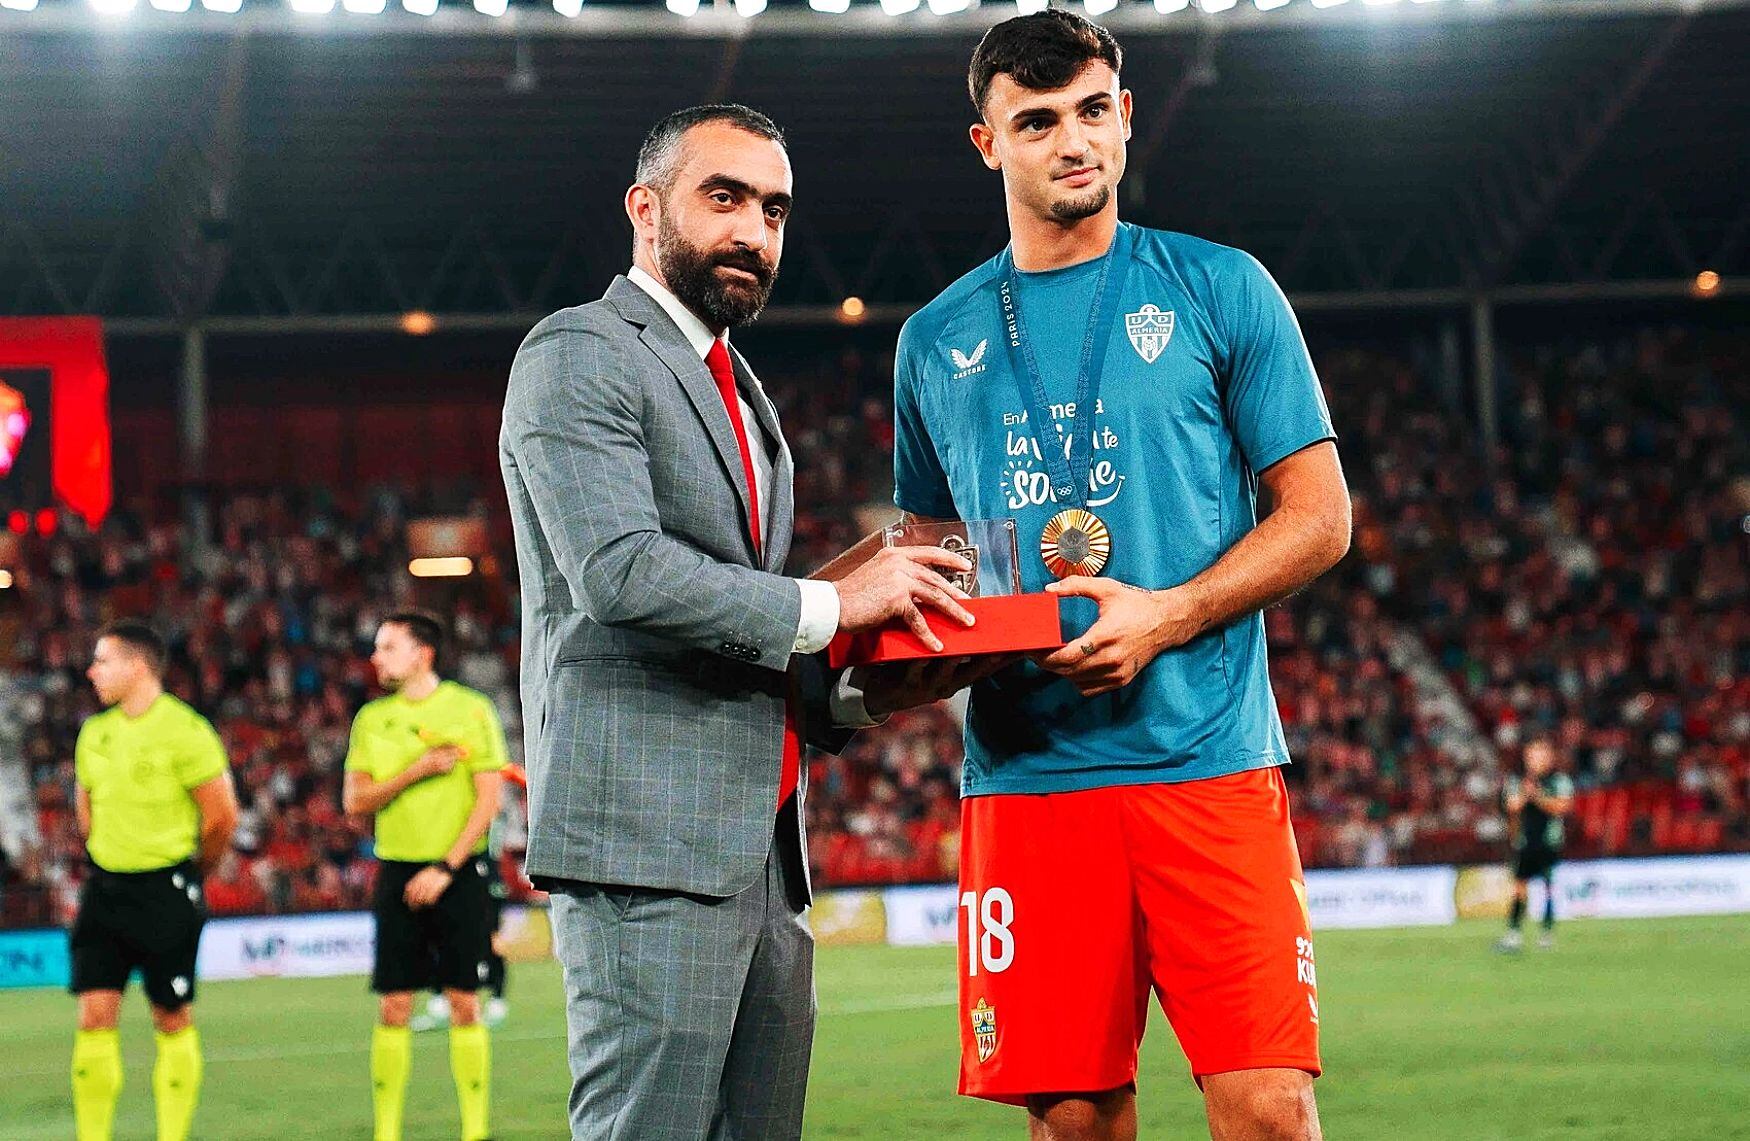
[706,339,801,812]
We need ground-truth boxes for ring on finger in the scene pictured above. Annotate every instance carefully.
[1080,641,1097,657]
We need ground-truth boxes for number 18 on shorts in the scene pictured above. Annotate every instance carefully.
[955,770,1323,1105]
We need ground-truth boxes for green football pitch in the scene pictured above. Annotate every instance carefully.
[2,916,1745,1139]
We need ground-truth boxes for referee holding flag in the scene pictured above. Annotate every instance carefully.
[343,610,505,1141]
[70,620,239,1141]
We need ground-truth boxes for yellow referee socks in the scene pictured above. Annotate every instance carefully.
[371,1024,413,1141]
[449,1022,491,1141]
[153,1026,203,1141]
[71,1028,123,1141]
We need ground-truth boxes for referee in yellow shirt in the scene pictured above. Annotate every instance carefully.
[343,610,505,1141]
[70,620,239,1141]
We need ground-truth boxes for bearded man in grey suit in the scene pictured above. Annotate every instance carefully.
[499,104,977,1140]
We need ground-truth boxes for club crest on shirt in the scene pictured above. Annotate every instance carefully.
[950,339,989,379]
[970,997,998,1063]
[1125,305,1174,364]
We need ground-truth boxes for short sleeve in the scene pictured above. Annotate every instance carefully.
[73,722,95,789]
[1219,252,1336,476]
[175,715,230,789]
[343,709,383,777]
[892,319,958,519]
[466,698,510,775]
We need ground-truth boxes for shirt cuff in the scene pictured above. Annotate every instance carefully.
[829,667,885,729]
[793,578,840,655]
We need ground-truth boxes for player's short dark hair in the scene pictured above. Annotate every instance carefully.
[968,10,1123,118]
[98,619,167,676]
[636,104,787,197]
[382,610,447,674]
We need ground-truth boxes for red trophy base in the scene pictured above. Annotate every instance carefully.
[827,593,1064,670]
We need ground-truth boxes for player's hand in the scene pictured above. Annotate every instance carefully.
[858,654,1022,719]
[404,866,453,909]
[416,744,467,779]
[1037,577,1208,697]
[833,546,977,653]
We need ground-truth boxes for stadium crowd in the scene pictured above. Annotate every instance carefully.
[0,487,524,927]
[1,326,1745,925]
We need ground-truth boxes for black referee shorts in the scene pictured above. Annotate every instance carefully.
[372,857,493,995]
[1513,845,1559,882]
[484,854,505,933]
[69,861,207,1011]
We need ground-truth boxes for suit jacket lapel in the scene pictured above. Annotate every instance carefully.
[731,345,794,574]
[606,277,759,562]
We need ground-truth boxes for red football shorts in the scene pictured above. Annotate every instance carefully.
[956,766,1321,1104]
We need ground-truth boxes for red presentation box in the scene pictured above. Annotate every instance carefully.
[827,592,1063,670]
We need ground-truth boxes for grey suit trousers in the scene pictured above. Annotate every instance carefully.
[549,818,815,1140]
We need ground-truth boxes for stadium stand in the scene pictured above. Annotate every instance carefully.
[1,328,1745,923]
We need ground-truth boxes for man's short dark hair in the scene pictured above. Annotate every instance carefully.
[99,620,167,677]
[968,10,1123,118]
[383,610,447,675]
[636,104,787,197]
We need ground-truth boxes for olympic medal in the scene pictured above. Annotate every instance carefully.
[1039,508,1111,578]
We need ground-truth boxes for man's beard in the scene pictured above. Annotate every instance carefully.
[656,213,778,330]
[1049,182,1111,222]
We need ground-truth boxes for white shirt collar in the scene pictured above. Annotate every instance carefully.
[628,265,723,362]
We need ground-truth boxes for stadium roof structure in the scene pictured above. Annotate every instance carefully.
[2,0,1746,331]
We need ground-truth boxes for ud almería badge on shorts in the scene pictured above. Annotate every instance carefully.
[1039,507,1111,578]
[971,997,998,1063]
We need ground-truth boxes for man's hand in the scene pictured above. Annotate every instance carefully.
[1037,577,1209,697]
[414,744,467,780]
[404,865,453,909]
[859,655,1022,719]
[833,546,977,653]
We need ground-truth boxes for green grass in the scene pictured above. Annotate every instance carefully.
[2,916,1747,1139]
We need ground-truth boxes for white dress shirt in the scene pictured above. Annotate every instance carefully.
[627,267,876,727]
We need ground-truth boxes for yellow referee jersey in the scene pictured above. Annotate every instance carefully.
[344,681,508,863]
[75,694,230,873]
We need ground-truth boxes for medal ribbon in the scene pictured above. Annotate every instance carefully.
[997,222,1135,509]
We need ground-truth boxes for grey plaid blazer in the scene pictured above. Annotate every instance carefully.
[500,275,847,901]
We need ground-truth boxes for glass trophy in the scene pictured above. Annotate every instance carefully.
[880,518,1022,599]
[825,517,1062,668]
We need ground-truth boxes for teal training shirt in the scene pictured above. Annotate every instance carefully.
[893,223,1336,796]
